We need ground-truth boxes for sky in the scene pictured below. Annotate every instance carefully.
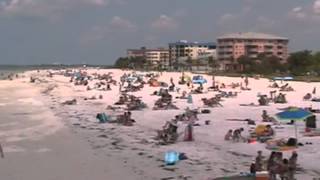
[0,0,320,65]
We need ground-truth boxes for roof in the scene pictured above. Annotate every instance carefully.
[217,32,288,40]
[169,41,216,47]
[127,48,168,52]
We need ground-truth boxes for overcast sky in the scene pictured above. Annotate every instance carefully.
[0,0,319,65]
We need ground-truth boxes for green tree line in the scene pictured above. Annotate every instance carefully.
[237,50,320,75]
[114,50,320,75]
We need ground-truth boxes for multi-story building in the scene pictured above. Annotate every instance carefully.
[169,40,217,67]
[127,47,147,59]
[145,49,169,68]
[217,32,289,70]
[127,47,169,69]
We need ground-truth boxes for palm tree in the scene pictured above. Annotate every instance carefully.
[208,56,219,74]
[186,57,193,72]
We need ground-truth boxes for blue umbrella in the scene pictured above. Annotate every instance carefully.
[276,107,313,144]
[276,107,313,121]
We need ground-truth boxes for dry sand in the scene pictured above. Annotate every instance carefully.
[0,69,320,180]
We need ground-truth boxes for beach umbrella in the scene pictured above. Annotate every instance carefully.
[276,107,313,121]
[276,107,313,142]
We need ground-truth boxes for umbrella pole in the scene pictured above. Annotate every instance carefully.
[295,122,298,146]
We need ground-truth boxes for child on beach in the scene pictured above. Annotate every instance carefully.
[224,130,233,141]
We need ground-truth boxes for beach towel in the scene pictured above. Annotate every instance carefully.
[266,139,297,152]
[239,103,260,107]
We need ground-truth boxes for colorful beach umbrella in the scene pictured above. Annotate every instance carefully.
[276,107,313,144]
[276,107,313,121]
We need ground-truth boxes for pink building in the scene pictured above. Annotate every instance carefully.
[217,32,289,71]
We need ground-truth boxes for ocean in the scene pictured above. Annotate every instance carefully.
[0,66,31,80]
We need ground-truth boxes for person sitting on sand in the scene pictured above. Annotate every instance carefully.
[262,110,275,122]
[122,111,135,126]
[264,125,275,137]
[262,110,268,121]
[258,95,269,106]
[224,129,233,141]
[232,128,244,142]
[303,93,312,101]
[270,82,279,88]
[179,91,187,99]
[159,119,179,143]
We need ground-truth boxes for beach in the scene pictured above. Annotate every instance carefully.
[0,69,320,180]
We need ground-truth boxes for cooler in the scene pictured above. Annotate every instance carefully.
[255,171,269,180]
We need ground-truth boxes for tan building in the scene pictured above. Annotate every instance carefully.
[169,41,217,68]
[127,47,169,68]
[217,32,289,70]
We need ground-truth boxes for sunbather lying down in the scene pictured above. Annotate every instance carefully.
[62,99,77,105]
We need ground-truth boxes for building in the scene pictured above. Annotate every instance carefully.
[169,40,217,68]
[127,47,147,59]
[127,47,169,69]
[217,32,289,71]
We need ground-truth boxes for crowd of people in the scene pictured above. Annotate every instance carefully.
[251,151,298,180]
[56,69,309,179]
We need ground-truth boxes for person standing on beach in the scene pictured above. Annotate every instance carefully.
[244,76,249,87]
[184,121,194,141]
[212,75,215,88]
[288,151,298,180]
[255,151,264,172]
[0,143,4,158]
[267,152,277,180]
[279,159,290,180]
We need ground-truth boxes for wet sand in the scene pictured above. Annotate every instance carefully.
[0,79,140,180]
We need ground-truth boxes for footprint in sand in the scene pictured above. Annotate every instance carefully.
[35,148,52,153]
[3,145,26,153]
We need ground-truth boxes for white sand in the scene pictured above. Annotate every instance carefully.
[0,69,320,179]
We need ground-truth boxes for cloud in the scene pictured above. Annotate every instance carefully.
[217,13,237,26]
[219,13,237,24]
[287,1,320,22]
[151,15,178,31]
[173,8,188,18]
[254,16,276,31]
[0,0,110,19]
[81,16,137,43]
[81,25,111,43]
[314,0,320,14]
[110,16,137,31]
[288,6,307,20]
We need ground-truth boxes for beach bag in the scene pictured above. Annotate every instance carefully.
[165,151,180,165]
